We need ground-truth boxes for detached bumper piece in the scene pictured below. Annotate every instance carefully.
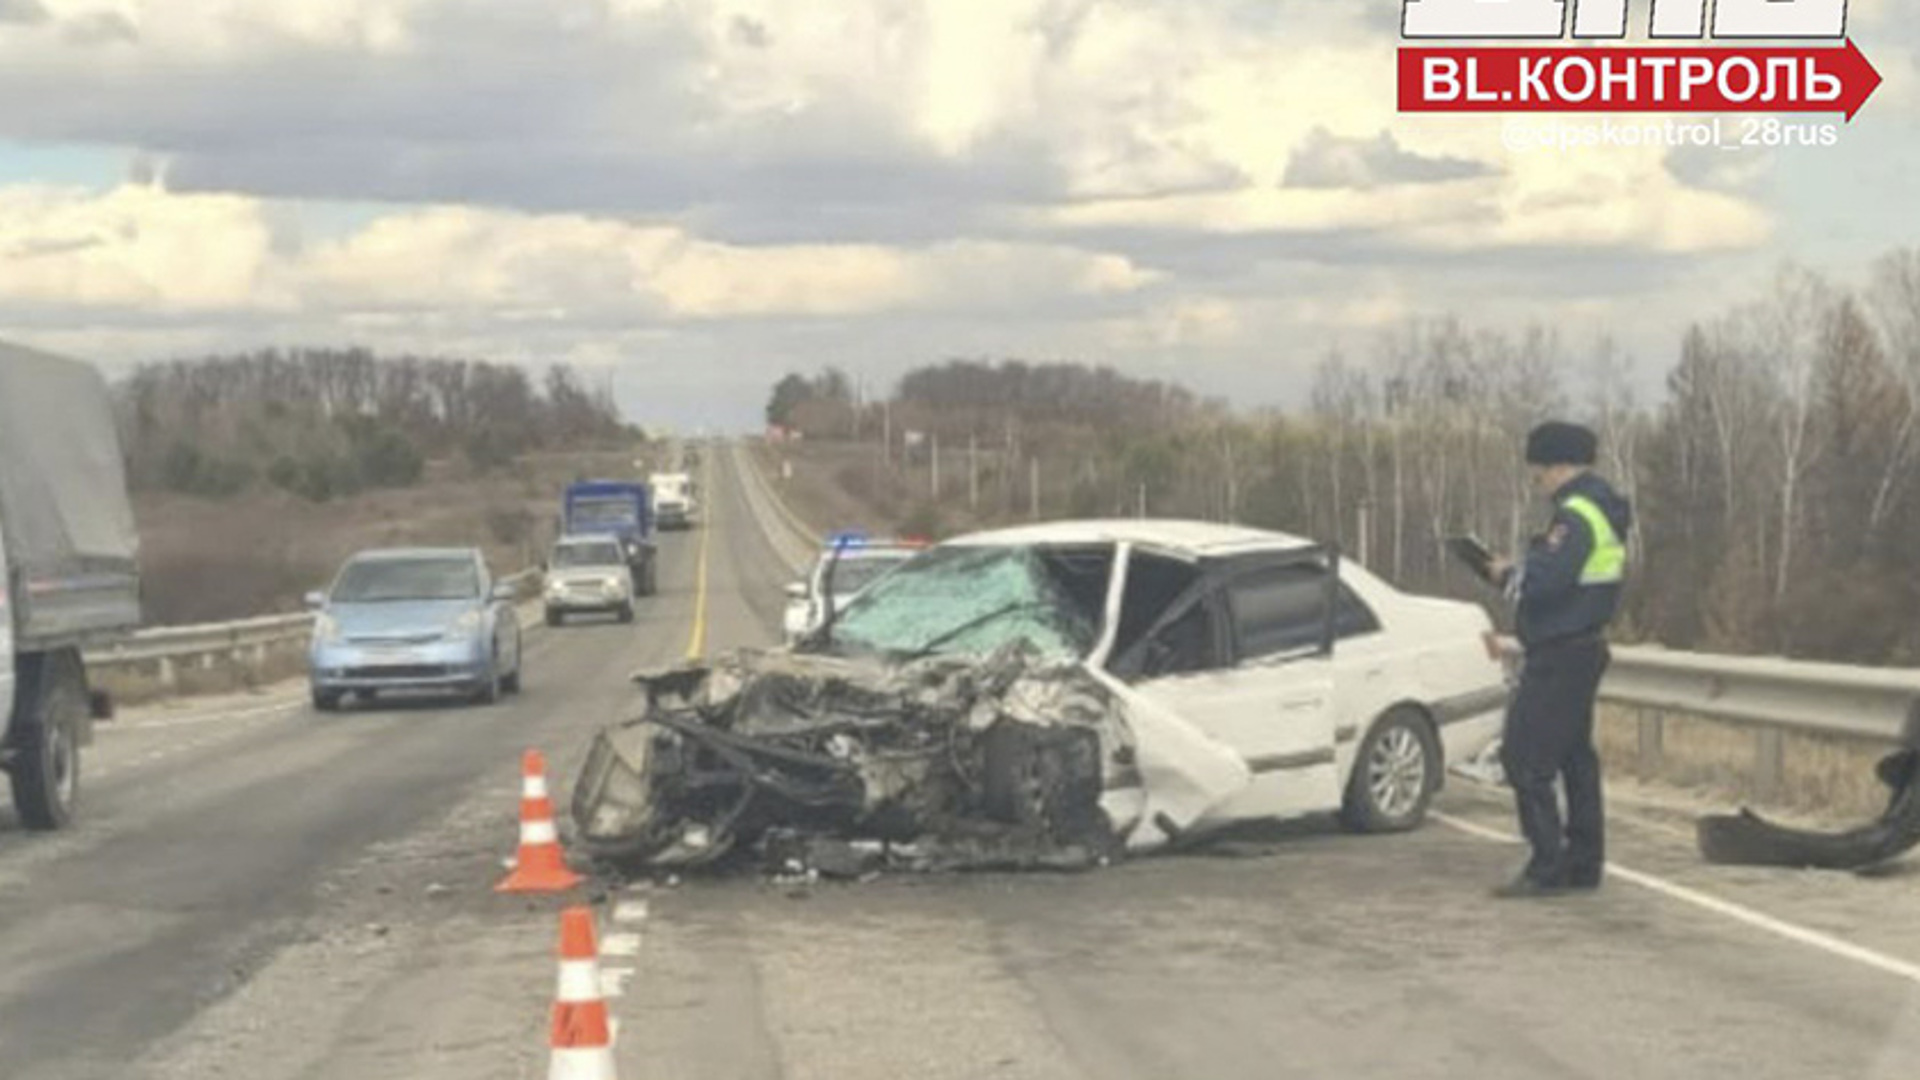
[569,643,1119,876]
[1697,749,1920,871]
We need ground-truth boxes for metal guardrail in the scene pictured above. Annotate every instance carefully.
[1601,646,1920,749]
[1491,636,1920,751]
[83,568,543,678]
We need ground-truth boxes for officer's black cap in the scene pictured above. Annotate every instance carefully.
[1525,421,1597,466]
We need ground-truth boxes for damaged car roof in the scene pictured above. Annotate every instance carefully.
[943,519,1315,558]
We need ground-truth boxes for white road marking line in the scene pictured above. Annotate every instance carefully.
[600,966,635,999]
[1433,811,1920,986]
[601,932,642,958]
[612,900,649,924]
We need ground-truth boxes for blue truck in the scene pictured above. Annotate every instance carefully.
[561,480,658,598]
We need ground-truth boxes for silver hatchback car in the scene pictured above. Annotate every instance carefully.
[306,548,524,711]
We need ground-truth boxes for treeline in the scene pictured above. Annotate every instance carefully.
[768,360,1213,442]
[120,349,634,500]
[766,248,1920,665]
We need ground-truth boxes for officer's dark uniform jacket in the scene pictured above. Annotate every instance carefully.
[1513,471,1632,648]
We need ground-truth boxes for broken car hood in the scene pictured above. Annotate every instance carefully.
[569,643,1252,871]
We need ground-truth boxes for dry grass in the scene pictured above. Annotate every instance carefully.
[1595,704,1896,822]
[135,450,636,625]
[754,442,896,536]
[753,439,1032,540]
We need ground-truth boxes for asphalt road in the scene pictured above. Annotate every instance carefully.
[1,444,1916,1079]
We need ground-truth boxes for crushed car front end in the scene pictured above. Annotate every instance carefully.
[570,645,1129,872]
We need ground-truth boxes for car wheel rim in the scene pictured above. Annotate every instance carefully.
[1368,726,1426,818]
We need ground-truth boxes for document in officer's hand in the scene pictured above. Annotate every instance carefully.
[1445,534,1498,585]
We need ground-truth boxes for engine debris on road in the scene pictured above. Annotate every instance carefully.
[569,643,1129,876]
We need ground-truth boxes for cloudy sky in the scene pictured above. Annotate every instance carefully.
[0,0,1914,431]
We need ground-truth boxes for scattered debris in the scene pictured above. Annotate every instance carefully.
[569,642,1132,877]
[1698,749,1920,871]
[424,882,452,899]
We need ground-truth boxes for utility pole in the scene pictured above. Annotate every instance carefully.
[852,374,863,440]
[968,432,978,511]
[1137,482,1147,519]
[1029,457,1040,520]
[1357,500,1372,567]
[882,400,892,468]
[931,433,941,501]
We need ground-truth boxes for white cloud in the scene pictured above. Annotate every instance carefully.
[0,183,280,309]
[0,184,1155,321]
[0,0,1895,429]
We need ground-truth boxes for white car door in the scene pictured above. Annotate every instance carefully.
[1114,551,1343,825]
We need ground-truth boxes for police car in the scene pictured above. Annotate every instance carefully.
[782,533,927,645]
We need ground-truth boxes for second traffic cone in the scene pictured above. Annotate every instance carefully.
[549,906,617,1080]
[497,749,584,893]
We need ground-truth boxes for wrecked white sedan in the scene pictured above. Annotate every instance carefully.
[572,520,1509,872]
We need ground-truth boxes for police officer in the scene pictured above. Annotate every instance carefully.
[1489,421,1632,898]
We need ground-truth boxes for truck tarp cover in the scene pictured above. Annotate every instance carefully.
[0,342,140,577]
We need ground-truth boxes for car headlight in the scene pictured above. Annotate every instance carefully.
[315,614,343,645]
[445,610,484,640]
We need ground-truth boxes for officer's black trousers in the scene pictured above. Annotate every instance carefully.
[1500,638,1609,884]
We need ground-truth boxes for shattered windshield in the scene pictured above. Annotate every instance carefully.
[817,553,914,600]
[816,546,1099,660]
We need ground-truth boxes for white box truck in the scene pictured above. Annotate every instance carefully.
[649,471,697,530]
[1,343,141,829]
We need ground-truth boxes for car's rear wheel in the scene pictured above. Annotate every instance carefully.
[617,602,635,624]
[312,687,343,713]
[545,608,563,628]
[1340,706,1440,833]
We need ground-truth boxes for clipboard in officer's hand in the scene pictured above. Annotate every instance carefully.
[1445,534,1498,585]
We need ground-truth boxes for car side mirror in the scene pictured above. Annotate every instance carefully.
[491,582,519,602]
[303,591,327,610]
[785,582,808,601]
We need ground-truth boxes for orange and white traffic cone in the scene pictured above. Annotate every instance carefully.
[549,906,617,1080]
[497,749,584,894]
